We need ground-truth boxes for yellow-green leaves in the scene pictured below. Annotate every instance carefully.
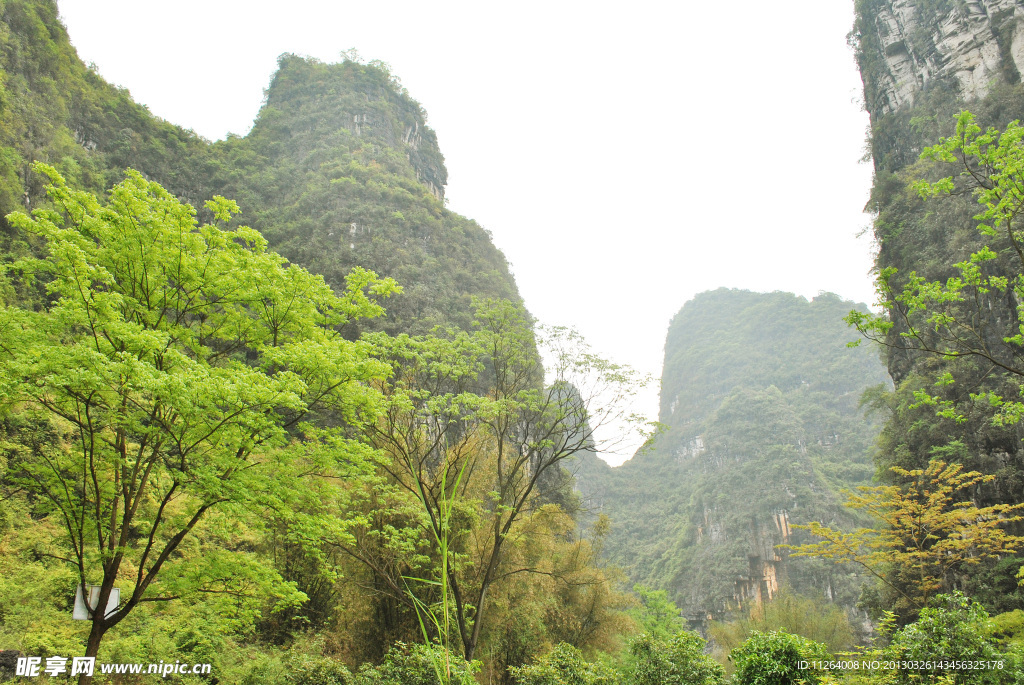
[848,112,1024,431]
[204,195,241,223]
[0,164,397,653]
[788,461,1024,612]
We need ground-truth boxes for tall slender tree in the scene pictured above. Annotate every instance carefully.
[353,300,650,661]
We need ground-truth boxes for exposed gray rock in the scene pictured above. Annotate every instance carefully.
[867,0,1024,114]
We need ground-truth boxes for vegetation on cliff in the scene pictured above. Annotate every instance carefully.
[5,0,1024,682]
[848,0,1024,619]
[0,0,624,680]
[576,289,890,620]
[0,0,519,335]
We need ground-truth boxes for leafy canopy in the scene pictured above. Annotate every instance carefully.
[629,630,725,685]
[0,163,397,656]
[846,111,1024,425]
[728,630,828,685]
[787,461,1024,613]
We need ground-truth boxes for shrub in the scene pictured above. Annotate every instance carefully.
[353,642,477,685]
[730,629,828,685]
[882,592,1006,684]
[509,643,619,685]
[630,630,724,685]
[286,652,353,685]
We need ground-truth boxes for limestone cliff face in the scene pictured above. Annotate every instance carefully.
[854,1,1024,616]
[693,505,793,612]
[861,0,1024,117]
[576,290,888,620]
[260,55,448,200]
[0,0,523,339]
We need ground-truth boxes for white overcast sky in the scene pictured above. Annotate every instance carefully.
[58,0,876,465]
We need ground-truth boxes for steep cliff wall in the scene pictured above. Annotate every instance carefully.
[207,55,520,333]
[852,0,1024,614]
[855,0,1024,174]
[576,290,889,622]
[258,55,447,201]
[860,0,1024,118]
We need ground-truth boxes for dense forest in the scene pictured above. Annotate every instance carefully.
[4,0,1024,683]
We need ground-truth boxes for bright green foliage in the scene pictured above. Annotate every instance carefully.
[847,112,1024,427]
[0,0,640,675]
[0,164,397,656]
[232,642,477,685]
[627,585,684,640]
[850,0,1024,615]
[881,593,1009,685]
[352,643,477,685]
[0,0,522,337]
[729,630,829,685]
[349,299,650,663]
[0,494,82,657]
[990,609,1024,649]
[509,643,620,685]
[0,491,358,682]
[822,594,1024,684]
[843,109,1024,615]
[283,652,353,685]
[629,630,724,685]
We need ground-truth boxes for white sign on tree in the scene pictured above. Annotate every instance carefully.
[72,585,120,621]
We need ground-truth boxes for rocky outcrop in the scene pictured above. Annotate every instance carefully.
[263,55,449,201]
[575,290,888,619]
[863,0,1024,116]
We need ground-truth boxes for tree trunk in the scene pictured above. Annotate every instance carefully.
[78,619,106,685]
[464,586,488,662]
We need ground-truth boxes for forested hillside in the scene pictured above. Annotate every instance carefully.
[0,0,626,681]
[205,55,521,334]
[573,0,1024,640]
[576,290,890,622]
[5,1,1024,683]
[0,0,519,334]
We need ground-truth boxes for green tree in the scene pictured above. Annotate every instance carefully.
[0,164,397,674]
[847,111,1024,428]
[508,643,619,685]
[628,585,684,640]
[787,461,1024,616]
[842,110,1024,619]
[729,630,828,685]
[881,592,1009,685]
[352,642,477,685]
[352,302,650,662]
[629,630,724,685]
